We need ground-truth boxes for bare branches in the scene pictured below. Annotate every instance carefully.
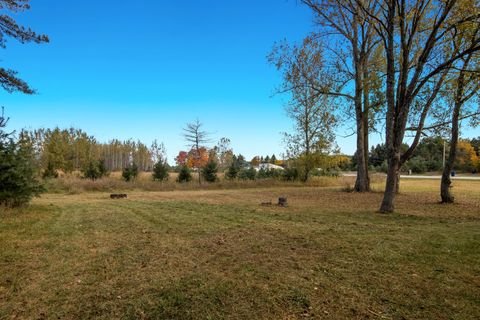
[182,119,212,149]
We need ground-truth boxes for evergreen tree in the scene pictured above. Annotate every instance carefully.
[122,163,139,182]
[202,159,218,183]
[235,154,248,168]
[97,159,108,177]
[0,113,43,207]
[152,160,169,181]
[238,167,256,180]
[225,159,239,180]
[270,154,277,164]
[177,165,192,183]
[83,161,101,180]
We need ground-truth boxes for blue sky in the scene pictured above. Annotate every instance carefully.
[2,0,478,162]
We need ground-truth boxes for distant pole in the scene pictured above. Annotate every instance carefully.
[443,140,446,168]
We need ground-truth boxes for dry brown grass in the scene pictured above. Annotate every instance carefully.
[37,177,480,219]
[43,172,352,194]
[1,179,479,319]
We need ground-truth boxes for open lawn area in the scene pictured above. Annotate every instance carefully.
[1,179,479,319]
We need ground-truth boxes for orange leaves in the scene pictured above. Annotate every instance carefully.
[176,147,210,168]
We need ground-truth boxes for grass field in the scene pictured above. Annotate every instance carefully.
[1,179,479,319]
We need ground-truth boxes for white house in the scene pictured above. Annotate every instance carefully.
[255,163,285,171]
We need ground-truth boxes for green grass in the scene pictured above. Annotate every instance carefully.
[0,180,479,319]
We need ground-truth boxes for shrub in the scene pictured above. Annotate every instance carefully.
[256,168,282,179]
[238,167,256,180]
[282,167,299,181]
[0,133,44,207]
[122,164,139,182]
[177,165,192,183]
[152,161,169,181]
[406,157,427,174]
[202,160,218,183]
[323,167,341,177]
[43,161,58,179]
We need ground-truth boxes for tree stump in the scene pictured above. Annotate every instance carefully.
[110,194,127,199]
[278,197,288,207]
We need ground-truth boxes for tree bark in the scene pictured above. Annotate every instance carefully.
[440,63,466,203]
[380,153,400,213]
[354,115,370,192]
[441,143,456,203]
[353,54,370,192]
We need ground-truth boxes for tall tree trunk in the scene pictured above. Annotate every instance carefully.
[441,139,456,203]
[380,0,397,213]
[380,153,400,213]
[441,73,465,203]
[353,58,370,192]
[354,115,370,192]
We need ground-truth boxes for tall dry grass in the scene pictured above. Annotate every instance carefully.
[43,171,354,194]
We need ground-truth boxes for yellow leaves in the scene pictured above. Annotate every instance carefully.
[456,140,479,169]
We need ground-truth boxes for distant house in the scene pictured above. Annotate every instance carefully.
[255,163,285,171]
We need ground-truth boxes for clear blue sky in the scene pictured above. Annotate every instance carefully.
[2,1,478,162]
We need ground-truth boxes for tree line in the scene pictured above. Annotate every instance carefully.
[19,127,165,174]
[361,136,480,174]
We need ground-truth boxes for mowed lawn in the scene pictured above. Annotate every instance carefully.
[1,180,479,319]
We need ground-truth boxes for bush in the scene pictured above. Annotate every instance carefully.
[323,167,341,177]
[202,160,218,183]
[256,168,282,179]
[43,161,58,179]
[122,164,139,182]
[177,166,192,183]
[152,161,169,181]
[0,134,44,207]
[406,157,427,174]
[282,167,299,181]
[238,167,256,180]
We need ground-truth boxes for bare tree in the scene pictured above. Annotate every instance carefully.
[182,119,211,184]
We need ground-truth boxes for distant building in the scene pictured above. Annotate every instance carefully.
[255,163,285,171]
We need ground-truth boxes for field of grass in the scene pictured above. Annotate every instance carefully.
[1,179,479,319]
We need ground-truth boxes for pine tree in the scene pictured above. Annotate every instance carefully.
[225,160,239,180]
[0,113,43,207]
[152,161,169,181]
[122,163,139,182]
[177,165,192,183]
[202,159,218,183]
[238,167,256,180]
[97,159,108,177]
[270,154,277,164]
[83,161,101,180]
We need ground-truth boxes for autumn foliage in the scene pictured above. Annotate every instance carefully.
[175,147,209,169]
